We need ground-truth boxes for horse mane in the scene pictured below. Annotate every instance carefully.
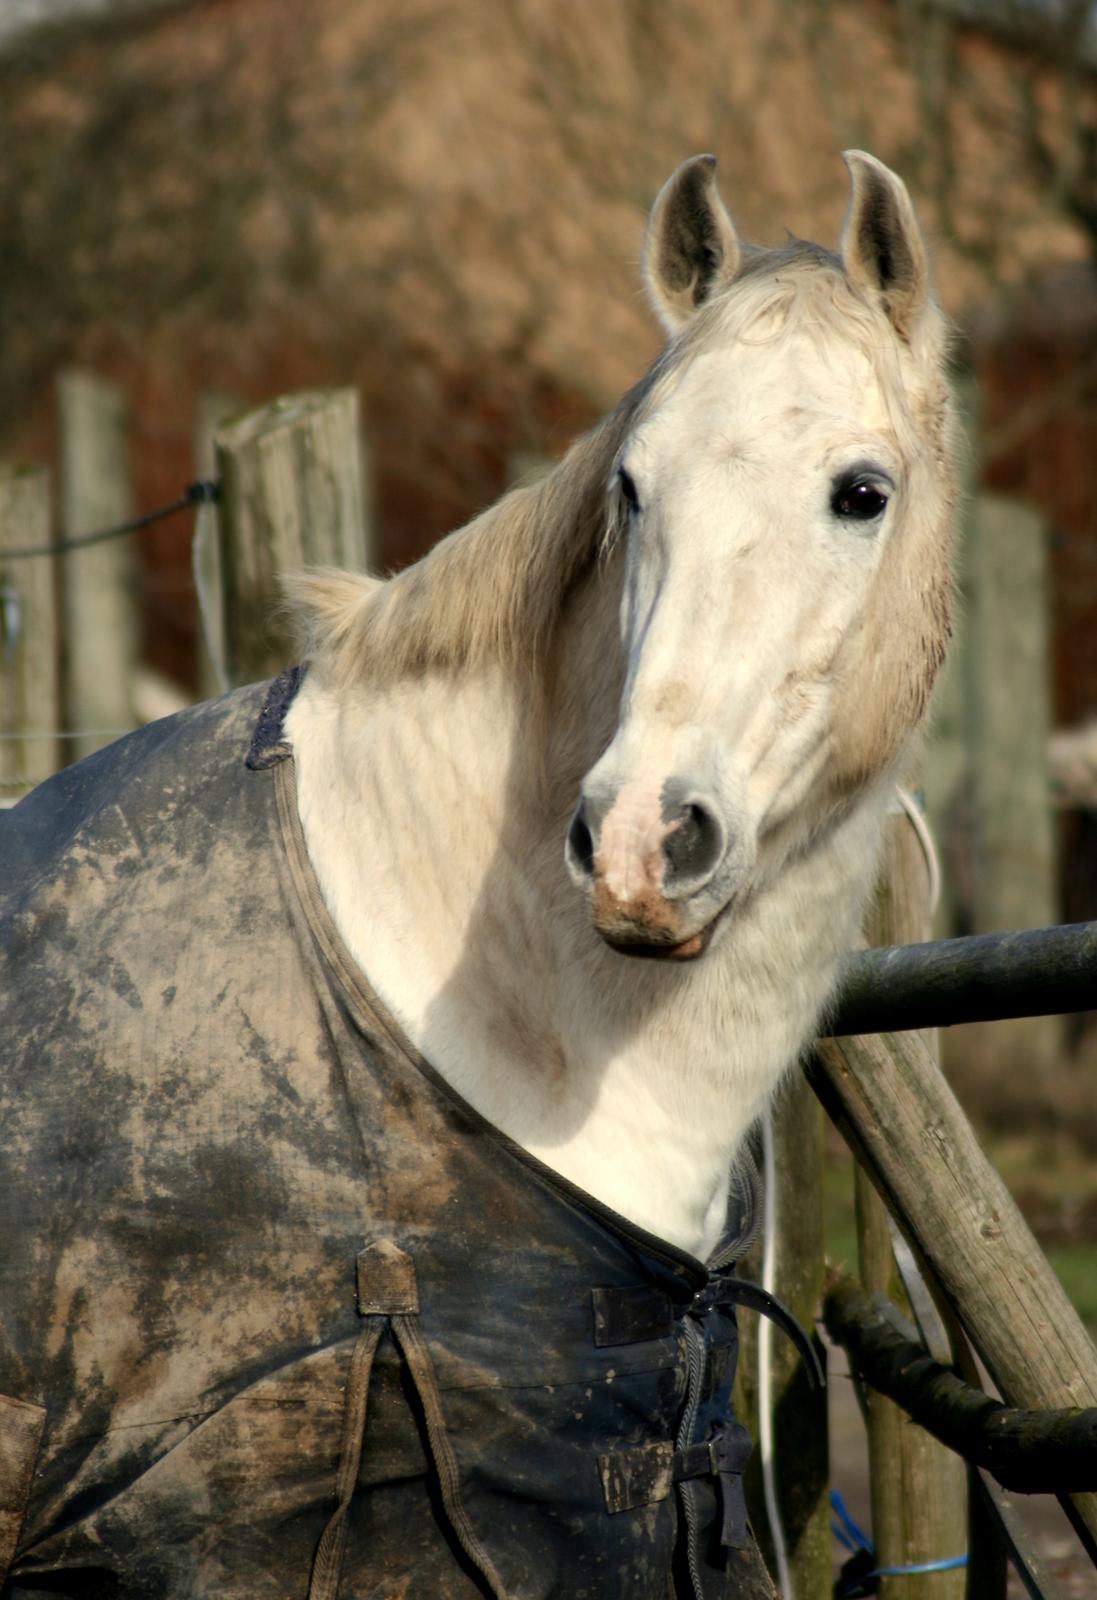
[284,383,643,691]
[287,240,949,690]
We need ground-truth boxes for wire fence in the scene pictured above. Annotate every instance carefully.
[0,478,219,560]
[0,382,370,798]
[0,477,224,774]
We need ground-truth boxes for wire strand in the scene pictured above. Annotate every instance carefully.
[0,480,219,560]
[830,1489,968,1580]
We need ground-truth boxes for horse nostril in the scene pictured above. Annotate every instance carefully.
[662,801,724,890]
[566,803,596,882]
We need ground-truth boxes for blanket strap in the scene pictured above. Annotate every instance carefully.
[674,1418,753,1548]
[308,1239,416,1600]
[308,1240,510,1600]
[706,1277,825,1391]
[307,1316,385,1600]
[0,1393,47,1584]
[390,1313,510,1599]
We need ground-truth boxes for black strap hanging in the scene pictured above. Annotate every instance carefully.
[674,1417,753,1548]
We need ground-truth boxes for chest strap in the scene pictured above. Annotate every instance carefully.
[698,1276,825,1391]
[677,1277,823,1554]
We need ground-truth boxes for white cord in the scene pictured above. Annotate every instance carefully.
[759,1108,792,1598]
[891,784,941,917]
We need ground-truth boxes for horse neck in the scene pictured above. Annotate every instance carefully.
[287,555,891,1261]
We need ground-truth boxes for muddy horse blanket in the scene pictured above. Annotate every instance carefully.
[0,678,775,1599]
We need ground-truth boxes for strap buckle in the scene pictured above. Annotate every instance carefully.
[674,1418,753,1549]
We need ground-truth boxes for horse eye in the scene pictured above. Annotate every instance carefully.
[618,466,641,514]
[831,476,889,522]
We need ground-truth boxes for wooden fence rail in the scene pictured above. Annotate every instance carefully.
[833,919,1097,1033]
[824,1273,1097,1495]
[808,1025,1097,1554]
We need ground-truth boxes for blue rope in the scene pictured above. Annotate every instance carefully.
[830,1490,872,1551]
[831,1520,861,1555]
[874,1556,969,1575]
[830,1490,968,1579]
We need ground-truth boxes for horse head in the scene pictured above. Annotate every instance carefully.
[565,152,955,959]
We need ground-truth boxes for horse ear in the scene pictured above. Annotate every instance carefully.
[643,155,741,335]
[840,151,930,340]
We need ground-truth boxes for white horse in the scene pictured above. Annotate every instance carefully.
[286,150,956,1263]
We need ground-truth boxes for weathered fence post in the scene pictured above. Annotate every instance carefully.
[215,390,368,686]
[359,417,379,576]
[765,1088,830,1596]
[57,370,138,763]
[965,492,1060,1091]
[734,1111,828,1596]
[968,495,1056,935]
[196,391,242,479]
[922,371,978,938]
[0,465,58,801]
[856,815,968,1598]
[193,391,241,700]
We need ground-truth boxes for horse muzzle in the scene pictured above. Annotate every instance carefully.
[565,779,735,959]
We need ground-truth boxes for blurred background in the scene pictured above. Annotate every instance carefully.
[0,0,1093,1357]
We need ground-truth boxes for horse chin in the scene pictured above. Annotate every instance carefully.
[597,898,733,963]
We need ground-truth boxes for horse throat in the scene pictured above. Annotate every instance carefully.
[285,590,887,1261]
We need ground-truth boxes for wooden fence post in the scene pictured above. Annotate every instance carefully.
[922,371,978,938]
[215,390,368,686]
[359,417,379,576]
[194,391,242,700]
[766,1087,830,1596]
[0,466,57,802]
[734,1110,829,1597]
[857,816,968,1599]
[965,493,1059,1093]
[57,370,138,762]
